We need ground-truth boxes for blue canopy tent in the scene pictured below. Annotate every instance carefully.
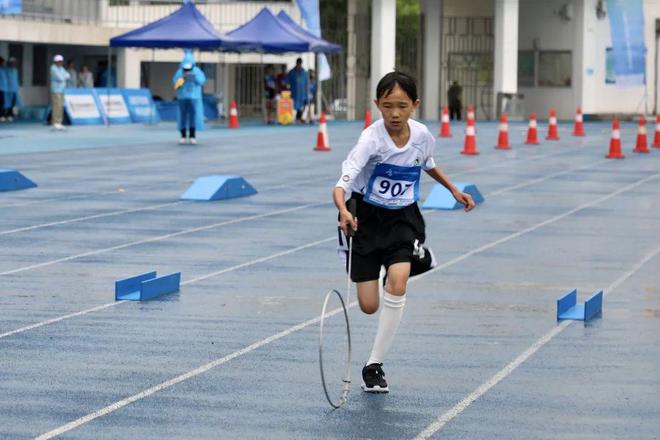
[225,7,342,120]
[110,1,242,49]
[106,1,243,125]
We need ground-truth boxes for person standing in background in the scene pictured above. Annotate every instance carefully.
[50,54,70,130]
[65,60,77,89]
[305,68,317,124]
[275,65,288,95]
[78,64,94,89]
[172,50,206,145]
[286,58,309,124]
[264,65,277,125]
[3,57,21,121]
[447,80,462,121]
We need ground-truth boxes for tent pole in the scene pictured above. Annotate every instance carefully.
[106,46,112,127]
[150,48,156,125]
[315,53,321,121]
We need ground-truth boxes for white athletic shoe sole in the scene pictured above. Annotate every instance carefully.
[361,383,389,393]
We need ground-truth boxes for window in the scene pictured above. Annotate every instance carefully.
[538,51,572,87]
[32,44,47,86]
[517,50,535,86]
[605,48,616,84]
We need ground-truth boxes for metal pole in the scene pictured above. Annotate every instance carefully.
[315,53,321,120]
[151,48,155,125]
[106,46,111,126]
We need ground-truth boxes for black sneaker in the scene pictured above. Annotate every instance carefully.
[361,363,389,393]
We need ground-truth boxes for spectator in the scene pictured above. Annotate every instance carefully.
[286,58,309,124]
[78,64,94,88]
[447,80,462,121]
[4,57,21,121]
[264,64,277,125]
[275,65,288,94]
[172,50,206,145]
[50,54,70,130]
[95,60,116,88]
[0,57,7,122]
[66,60,77,88]
[305,68,317,124]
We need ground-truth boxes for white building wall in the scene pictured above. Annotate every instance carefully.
[518,0,577,119]
[582,0,660,115]
[520,0,660,118]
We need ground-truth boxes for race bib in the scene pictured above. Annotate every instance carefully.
[364,163,421,209]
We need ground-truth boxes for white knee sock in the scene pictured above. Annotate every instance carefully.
[366,291,406,366]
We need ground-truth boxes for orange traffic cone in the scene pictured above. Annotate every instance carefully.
[364,110,372,129]
[228,100,239,128]
[439,106,451,137]
[314,112,331,151]
[606,119,624,159]
[573,107,585,136]
[466,104,475,122]
[495,113,510,149]
[546,109,559,140]
[633,116,650,153]
[461,117,479,155]
[653,115,660,148]
[525,113,539,145]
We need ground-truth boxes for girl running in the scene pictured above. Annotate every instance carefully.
[333,71,475,392]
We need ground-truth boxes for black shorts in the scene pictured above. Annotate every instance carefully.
[345,193,426,283]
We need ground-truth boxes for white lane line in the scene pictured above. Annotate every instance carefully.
[181,237,335,286]
[33,172,659,439]
[0,201,327,276]
[413,241,660,440]
[0,160,628,340]
[34,304,348,440]
[0,148,566,270]
[0,176,327,237]
[0,202,184,236]
[0,238,336,342]
[414,173,660,282]
[0,302,125,340]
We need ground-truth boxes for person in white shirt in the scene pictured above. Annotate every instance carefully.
[65,60,77,89]
[333,71,475,393]
[78,64,94,89]
[49,54,70,130]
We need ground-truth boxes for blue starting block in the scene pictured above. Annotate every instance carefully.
[422,182,484,210]
[180,175,257,201]
[557,289,603,321]
[0,169,37,192]
[115,271,181,301]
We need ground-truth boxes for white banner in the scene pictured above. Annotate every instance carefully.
[65,94,101,119]
[98,94,130,118]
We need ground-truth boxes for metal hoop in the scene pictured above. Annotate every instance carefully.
[319,289,352,409]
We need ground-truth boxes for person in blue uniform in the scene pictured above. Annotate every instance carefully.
[286,58,309,124]
[172,51,206,145]
[3,57,21,121]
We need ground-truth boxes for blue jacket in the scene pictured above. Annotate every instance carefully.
[50,64,70,94]
[172,51,207,130]
[0,67,7,92]
[3,66,21,109]
[173,68,206,101]
[6,67,19,92]
[286,67,309,111]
